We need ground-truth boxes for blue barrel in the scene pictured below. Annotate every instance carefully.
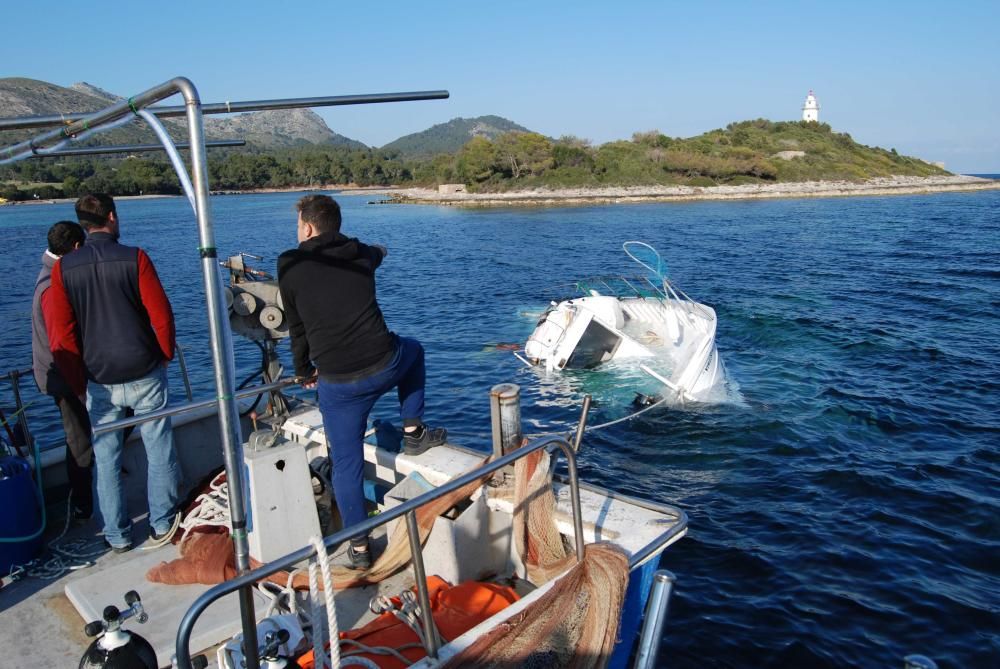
[0,455,43,574]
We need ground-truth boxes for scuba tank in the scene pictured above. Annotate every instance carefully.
[256,628,295,669]
[78,590,156,669]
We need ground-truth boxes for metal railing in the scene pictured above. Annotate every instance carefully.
[91,378,295,436]
[0,367,36,455]
[634,570,677,669]
[176,434,585,669]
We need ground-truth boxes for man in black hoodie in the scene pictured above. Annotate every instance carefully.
[277,195,446,569]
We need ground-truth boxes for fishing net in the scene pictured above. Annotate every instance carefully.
[441,542,630,669]
[513,448,574,583]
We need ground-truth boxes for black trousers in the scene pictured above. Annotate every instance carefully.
[53,394,93,514]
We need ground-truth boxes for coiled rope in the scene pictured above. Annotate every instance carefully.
[5,491,105,582]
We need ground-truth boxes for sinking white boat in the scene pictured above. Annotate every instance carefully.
[522,242,727,402]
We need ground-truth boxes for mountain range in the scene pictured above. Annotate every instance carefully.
[0,78,532,156]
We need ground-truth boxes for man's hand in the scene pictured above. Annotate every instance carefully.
[296,373,318,390]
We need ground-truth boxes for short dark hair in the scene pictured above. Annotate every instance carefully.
[75,193,117,231]
[296,195,341,235]
[47,220,86,256]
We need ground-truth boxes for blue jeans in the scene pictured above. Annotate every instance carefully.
[317,337,426,538]
[87,365,181,547]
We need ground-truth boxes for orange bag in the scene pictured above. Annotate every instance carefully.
[296,576,519,669]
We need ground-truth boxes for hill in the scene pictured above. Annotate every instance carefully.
[381,115,532,157]
[0,77,366,149]
[435,119,951,192]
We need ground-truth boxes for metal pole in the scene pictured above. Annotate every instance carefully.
[0,367,33,381]
[489,383,522,458]
[0,91,450,131]
[0,79,190,164]
[32,140,244,157]
[175,76,259,669]
[405,511,441,658]
[572,394,591,452]
[633,570,676,669]
[562,445,586,563]
[8,370,33,451]
[174,344,194,402]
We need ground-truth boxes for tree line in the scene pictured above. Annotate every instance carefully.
[0,120,946,201]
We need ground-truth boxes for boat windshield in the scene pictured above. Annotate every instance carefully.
[566,319,622,368]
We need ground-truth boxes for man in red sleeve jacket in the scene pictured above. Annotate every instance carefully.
[46,193,181,553]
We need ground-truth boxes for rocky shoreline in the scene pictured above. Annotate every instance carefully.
[390,175,1000,207]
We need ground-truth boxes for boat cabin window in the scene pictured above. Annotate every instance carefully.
[566,319,622,369]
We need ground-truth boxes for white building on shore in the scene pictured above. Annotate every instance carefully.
[802,90,820,122]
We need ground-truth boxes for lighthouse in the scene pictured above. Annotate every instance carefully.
[802,90,820,122]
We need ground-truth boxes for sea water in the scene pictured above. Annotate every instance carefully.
[1,190,997,667]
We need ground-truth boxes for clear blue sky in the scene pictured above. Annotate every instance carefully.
[3,1,998,172]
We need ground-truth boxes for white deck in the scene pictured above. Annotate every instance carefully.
[281,406,686,564]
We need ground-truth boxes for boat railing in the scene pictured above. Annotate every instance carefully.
[175,433,587,669]
[1,343,197,454]
[91,377,297,436]
[0,367,36,456]
[568,274,716,323]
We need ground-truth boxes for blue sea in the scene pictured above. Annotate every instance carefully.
[1,189,998,667]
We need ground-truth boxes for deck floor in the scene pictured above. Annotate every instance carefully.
[1,512,405,668]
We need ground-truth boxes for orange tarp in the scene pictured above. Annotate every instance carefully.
[296,576,519,669]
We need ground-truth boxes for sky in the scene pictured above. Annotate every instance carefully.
[2,1,998,172]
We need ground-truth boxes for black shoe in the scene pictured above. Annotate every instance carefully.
[403,425,447,456]
[347,540,372,570]
[103,539,133,555]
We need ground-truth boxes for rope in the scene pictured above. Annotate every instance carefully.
[447,392,671,447]
[340,639,423,666]
[0,398,40,431]
[5,491,104,582]
[308,535,340,669]
[177,472,231,552]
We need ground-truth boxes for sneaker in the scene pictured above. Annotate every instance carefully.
[103,539,133,555]
[403,425,447,456]
[144,511,182,549]
[347,540,372,571]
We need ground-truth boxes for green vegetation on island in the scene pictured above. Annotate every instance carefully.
[0,119,948,202]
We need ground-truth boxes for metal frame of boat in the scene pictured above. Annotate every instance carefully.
[0,78,688,669]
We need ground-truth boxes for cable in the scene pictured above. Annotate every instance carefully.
[238,340,269,417]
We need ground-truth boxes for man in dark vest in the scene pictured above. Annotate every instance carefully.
[277,194,446,569]
[31,221,93,520]
[46,193,181,553]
